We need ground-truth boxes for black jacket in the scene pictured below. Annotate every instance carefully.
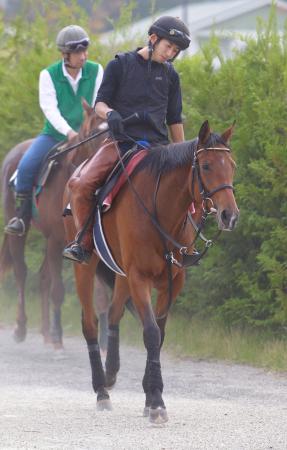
[96,50,183,145]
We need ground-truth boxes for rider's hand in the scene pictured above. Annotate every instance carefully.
[106,110,124,139]
[67,129,78,142]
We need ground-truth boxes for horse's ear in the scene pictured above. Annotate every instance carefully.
[198,120,211,145]
[82,98,93,115]
[221,120,236,144]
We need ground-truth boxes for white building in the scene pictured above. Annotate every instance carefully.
[102,0,287,58]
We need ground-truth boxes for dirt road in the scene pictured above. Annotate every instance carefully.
[0,326,286,449]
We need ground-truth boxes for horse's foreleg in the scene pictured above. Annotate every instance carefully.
[105,276,130,389]
[74,257,112,410]
[46,238,65,349]
[128,272,167,424]
[143,270,186,419]
[9,235,28,342]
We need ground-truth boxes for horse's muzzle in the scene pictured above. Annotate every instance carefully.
[218,208,239,231]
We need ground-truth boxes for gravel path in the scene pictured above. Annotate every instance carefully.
[0,326,286,450]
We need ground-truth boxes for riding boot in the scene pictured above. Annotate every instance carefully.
[62,140,119,264]
[4,192,32,236]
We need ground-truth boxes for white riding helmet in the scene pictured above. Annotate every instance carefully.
[56,25,90,53]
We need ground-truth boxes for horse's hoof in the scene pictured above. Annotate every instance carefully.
[13,326,26,343]
[149,407,168,424]
[143,406,150,417]
[43,334,52,345]
[96,398,113,411]
[52,348,66,361]
[105,372,117,390]
[53,342,64,351]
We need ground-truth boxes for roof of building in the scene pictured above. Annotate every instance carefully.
[103,0,287,38]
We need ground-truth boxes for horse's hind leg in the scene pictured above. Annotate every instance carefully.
[9,235,28,342]
[39,250,51,344]
[46,238,65,349]
[74,257,112,410]
[94,275,110,354]
[104,276,130,389]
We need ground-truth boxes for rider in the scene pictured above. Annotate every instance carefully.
[63,16,191,264]
[4,25,103,236]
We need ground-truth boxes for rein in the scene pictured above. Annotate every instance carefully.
[116,139,233,319]
[113,138,233,260]
[48,113,139,160]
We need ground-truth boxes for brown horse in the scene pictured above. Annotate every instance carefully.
[0,101,110,349]
[64,120,239,422]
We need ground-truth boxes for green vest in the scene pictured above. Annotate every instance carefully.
[42,60,99,141]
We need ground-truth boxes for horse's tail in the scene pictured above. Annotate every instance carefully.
[0,234,13,280]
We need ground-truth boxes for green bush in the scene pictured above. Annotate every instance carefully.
[175,8,287,332]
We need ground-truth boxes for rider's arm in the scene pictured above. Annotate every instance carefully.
[39,69,74,137]
[95,101,113,120]
[169,123,185,143]
[92,64,104,107]
[94,58,123,120]
[166,68,185,143]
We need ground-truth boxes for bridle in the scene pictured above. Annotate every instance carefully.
[192,145,234,215]
[156,142,235,320]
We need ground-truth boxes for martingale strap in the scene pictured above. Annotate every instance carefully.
[93,208,126,276]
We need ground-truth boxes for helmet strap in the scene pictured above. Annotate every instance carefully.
[147,40,153,78]
[148,37,161,76]
[63,53,78,70]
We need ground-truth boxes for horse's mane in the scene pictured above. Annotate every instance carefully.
[136,132,227,177]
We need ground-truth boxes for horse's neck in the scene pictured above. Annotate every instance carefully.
[68,141,93,167]
[155,165,194,227]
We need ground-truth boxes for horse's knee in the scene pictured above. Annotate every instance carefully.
[81,314,98,341]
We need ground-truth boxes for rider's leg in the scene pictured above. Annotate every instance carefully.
[5,134,58,236]
[63,140,119,264]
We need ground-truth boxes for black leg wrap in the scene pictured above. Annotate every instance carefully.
[87,339,106,393]
[105,325,120,375]
[50,310,62,343]
[142,359,150,394]
[160,330,165,348]
[143,326,163,393]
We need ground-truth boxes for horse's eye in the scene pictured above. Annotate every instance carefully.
[202,162,210,171]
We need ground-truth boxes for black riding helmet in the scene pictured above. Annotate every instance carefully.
[148,16,190,51]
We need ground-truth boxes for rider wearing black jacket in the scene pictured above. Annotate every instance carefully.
[63,16,191,264]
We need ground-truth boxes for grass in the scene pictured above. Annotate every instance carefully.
[119,311,287,372]
[1,286,287,372]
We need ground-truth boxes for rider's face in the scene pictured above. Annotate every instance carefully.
[67,50,88,69]
[150,37,180,62]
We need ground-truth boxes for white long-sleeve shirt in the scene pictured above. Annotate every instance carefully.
[39,61,104,137]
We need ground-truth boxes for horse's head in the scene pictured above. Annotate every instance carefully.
[79,99,107,140]
[194,120,239,231]
[67,99,108,166]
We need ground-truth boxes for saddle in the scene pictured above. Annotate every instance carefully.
[96,145,147,211]
[9,140,66,194]
[35,141,67,195]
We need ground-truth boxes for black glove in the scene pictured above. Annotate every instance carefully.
[106,110,125,139]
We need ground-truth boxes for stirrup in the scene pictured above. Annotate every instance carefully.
[62,242,92,264]
[4,217,26,237]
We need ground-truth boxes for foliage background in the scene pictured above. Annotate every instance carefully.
[0,1,287,337]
